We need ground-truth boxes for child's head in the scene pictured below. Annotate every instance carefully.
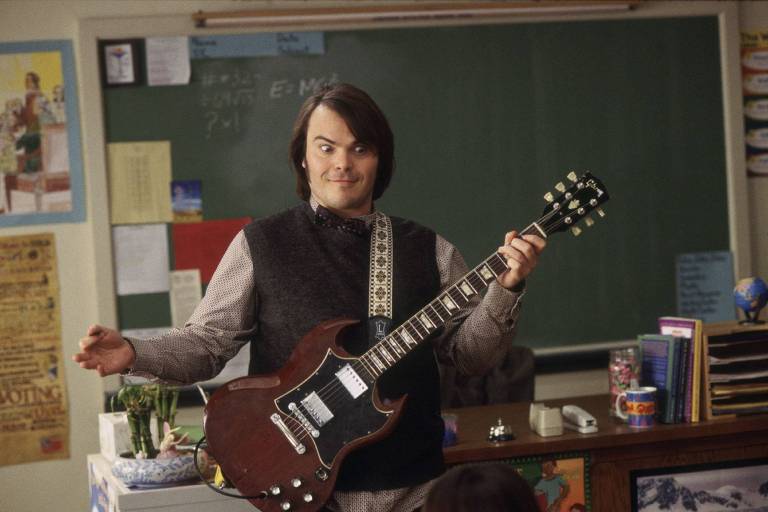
[424,463,540,512]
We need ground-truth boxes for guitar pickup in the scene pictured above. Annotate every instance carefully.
[301,391,334,427]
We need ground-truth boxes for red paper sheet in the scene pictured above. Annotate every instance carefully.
[172,217,250,283]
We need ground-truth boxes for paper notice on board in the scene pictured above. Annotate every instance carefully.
[676,251,736,323]
[146,36,191,86]
[0,233,69,466]
[112,224,170,295]
[107,141,173,224]
[170,269,202,328]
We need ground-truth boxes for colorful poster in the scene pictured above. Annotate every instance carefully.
[0,233,69,466]
[0,40,84,225]
[498,454,589,512]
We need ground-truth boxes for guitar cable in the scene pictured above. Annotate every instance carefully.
[193,435,268,500]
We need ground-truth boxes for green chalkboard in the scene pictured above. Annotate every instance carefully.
[105,16,728,351]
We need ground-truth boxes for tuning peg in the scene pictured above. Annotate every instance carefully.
[584,217,595,227]
[555,182,566,193]
[567,171,578,182]
[570,226,582,237]
[544,192,554,202]
[596,208,606,218]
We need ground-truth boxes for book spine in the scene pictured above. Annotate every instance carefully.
[691,321,702,422]
[679,338,691,423]
[667,338,681,423]
[639,338,671,422]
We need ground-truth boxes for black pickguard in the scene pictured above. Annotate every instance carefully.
[274,351,389,468]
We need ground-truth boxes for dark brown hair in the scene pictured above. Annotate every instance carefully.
[424,463,541,512]
[288,83,394,201]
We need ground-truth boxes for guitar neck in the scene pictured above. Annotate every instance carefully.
[358,221,545,381]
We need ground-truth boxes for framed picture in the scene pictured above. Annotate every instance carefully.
[0,39,84,226]
[631,458,768,511]
[98,39,142,87]
[456,453,591,512]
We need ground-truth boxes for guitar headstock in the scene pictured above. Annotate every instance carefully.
[538,172,609,237]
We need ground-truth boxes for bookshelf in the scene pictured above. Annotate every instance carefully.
[702,321,768,420]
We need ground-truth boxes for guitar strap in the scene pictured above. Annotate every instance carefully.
[367,211,393,342]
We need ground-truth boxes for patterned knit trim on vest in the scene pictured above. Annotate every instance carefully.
[368,212,393,318]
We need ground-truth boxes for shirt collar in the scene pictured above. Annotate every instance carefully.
[309,196,377,227]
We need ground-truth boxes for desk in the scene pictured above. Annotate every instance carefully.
[443,394,768,511]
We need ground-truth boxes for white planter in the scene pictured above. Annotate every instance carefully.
[111,454,198,487]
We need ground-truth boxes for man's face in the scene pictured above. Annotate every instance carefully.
[304,104,378,217]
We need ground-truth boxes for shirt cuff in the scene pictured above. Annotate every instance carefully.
[484,280,525,320]
[121,336,163,378]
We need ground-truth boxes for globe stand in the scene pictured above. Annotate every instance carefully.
[738,308,766,325]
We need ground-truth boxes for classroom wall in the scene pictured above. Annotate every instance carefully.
[0,1,761,511]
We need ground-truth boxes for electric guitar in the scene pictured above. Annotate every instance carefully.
[204,171,609,511]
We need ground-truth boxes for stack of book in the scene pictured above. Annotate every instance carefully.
[638,316,703,424]
[702,321,768,419]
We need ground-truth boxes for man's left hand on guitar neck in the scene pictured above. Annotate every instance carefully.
[496,230,547,291]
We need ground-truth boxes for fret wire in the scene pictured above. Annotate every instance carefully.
[418,310,436,330]
[403,322,419,341]
[429,304,444,322]
[452,284,468,302]
[447,287,468,306]
[361,355,380,377]
[410,318,428,338]
[462,278,478,295]
[489,253,508,274]
[481,259,500,278]
[391,331,408,351]
[387,337,404,357]
[354,359,376,382]
[468,271,486,289]
[400,327,417,347]
[377,345,394,366]
[423,307,440,325]
[370,353,386,372]
[433,299,452,319]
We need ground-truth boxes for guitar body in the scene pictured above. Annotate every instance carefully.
[204,318,406,512]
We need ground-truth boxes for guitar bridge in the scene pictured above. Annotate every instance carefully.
[270,413,306,455]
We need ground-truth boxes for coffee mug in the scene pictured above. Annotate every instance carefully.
[614,386,657,428]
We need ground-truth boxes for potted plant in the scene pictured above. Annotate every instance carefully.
[109,383,199,487]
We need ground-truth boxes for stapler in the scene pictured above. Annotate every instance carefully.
[561,404,598,434]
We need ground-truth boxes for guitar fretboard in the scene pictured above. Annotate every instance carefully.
[357,222,543,382]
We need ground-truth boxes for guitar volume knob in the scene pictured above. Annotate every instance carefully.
[280,501,292,511]
[269,485,282,496]
[291,477,303,488]
[303,492,314,503]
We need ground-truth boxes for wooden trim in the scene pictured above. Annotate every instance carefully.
[192,1,640,28]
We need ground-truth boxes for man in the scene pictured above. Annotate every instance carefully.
[74,83,546,512]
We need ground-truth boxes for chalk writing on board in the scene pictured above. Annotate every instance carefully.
[269,73,339,99]
[198,67,340,138]
[676,251,735,323]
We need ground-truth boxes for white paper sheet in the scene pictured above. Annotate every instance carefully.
[113,224,170,295]
[169,269,202,328]
[146,36,191,86]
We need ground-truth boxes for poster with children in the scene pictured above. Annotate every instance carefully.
[0,40,83,226]
[509,454,590,512]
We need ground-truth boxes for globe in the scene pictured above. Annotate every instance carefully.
[733,277,768,323]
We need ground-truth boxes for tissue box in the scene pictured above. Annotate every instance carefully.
[99,412,131,462]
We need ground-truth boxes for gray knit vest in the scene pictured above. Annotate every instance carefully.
[242,202,445,491]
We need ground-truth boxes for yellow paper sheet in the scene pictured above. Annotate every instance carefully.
[0,233,69,466]
[107,141,173,224]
